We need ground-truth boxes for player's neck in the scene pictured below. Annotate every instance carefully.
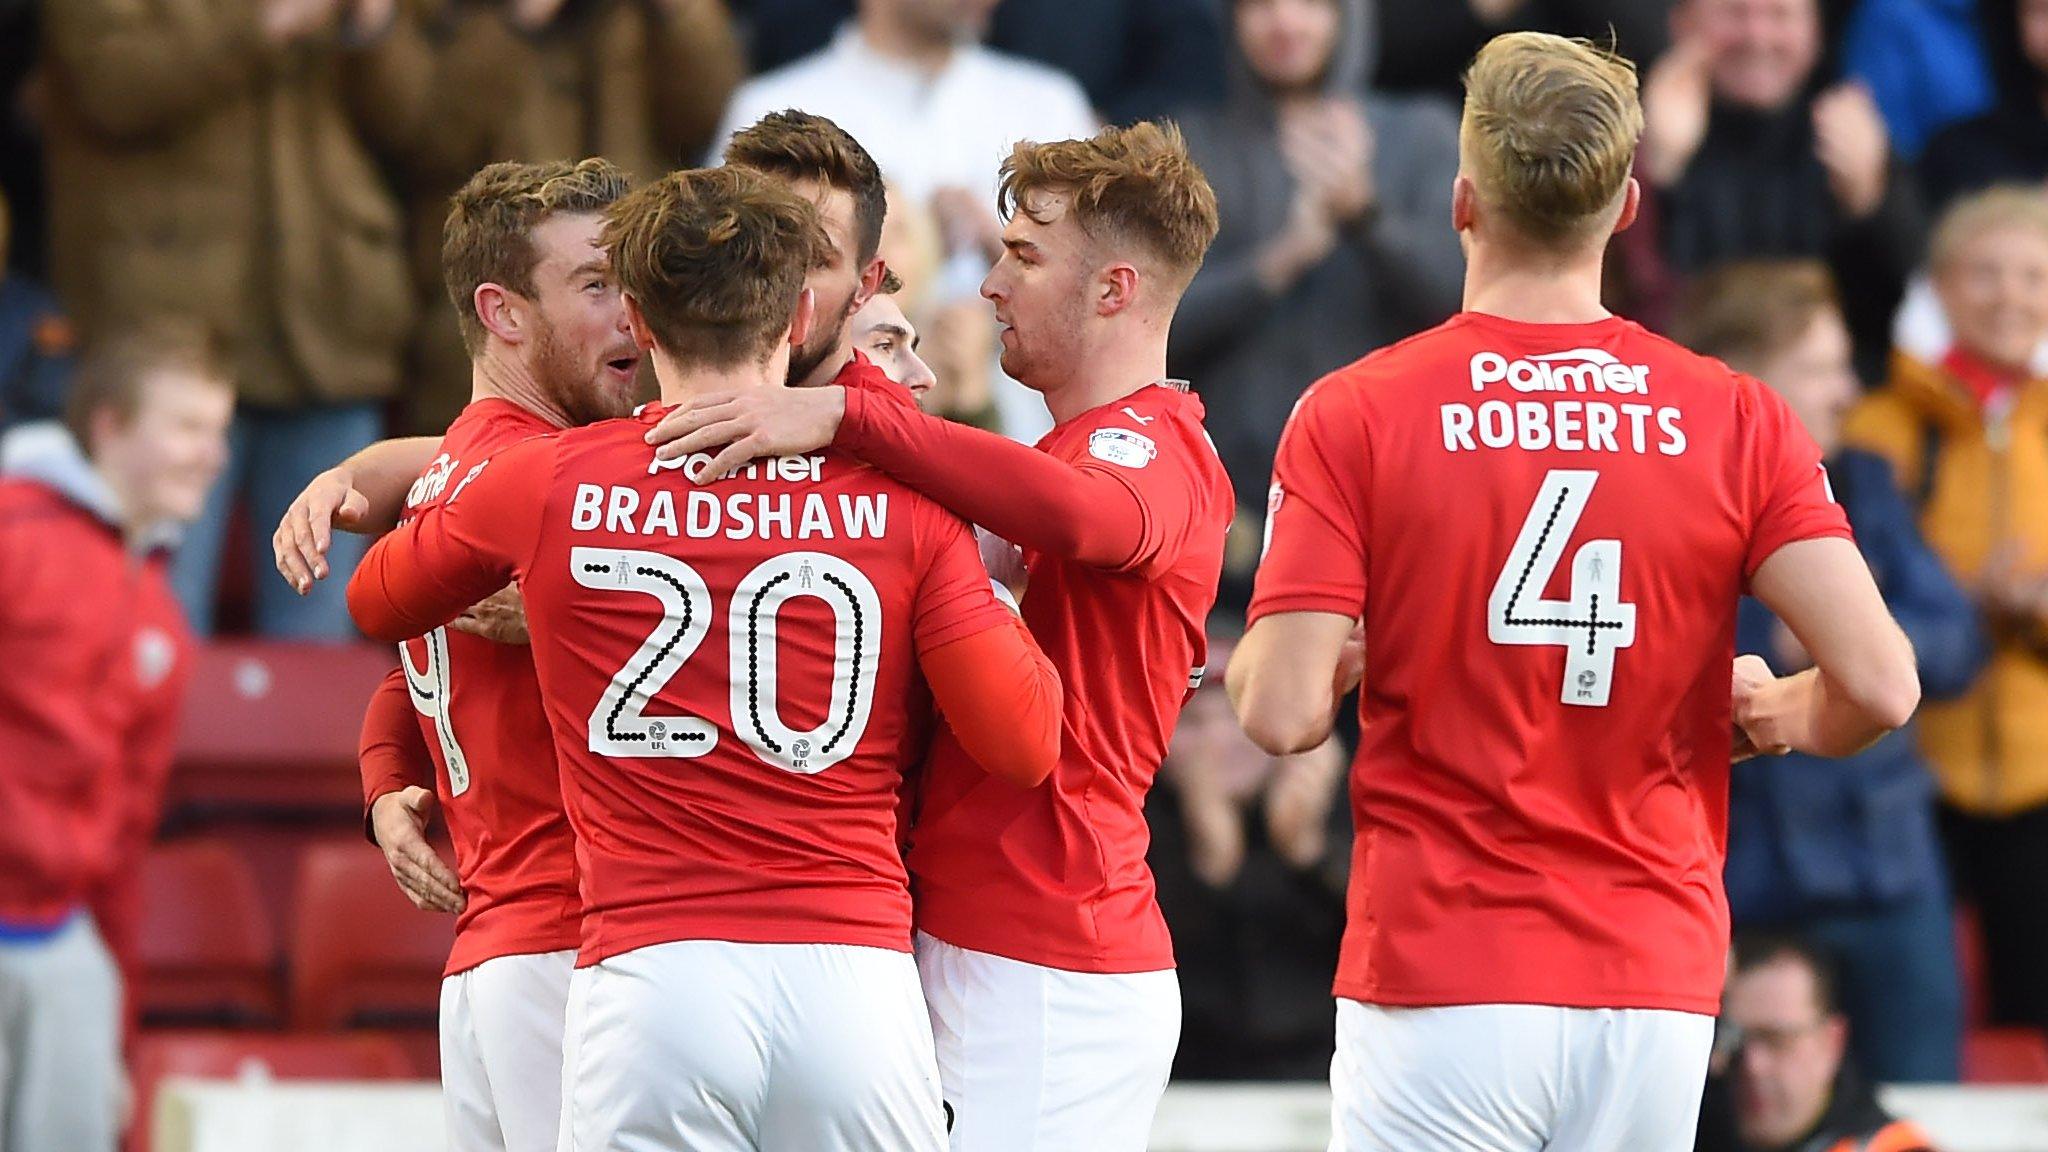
[1041,325,1170,425]
[651,349,781,406]
[472,346,575,430]
[793,344,854,390]
[1461,242,1612,326]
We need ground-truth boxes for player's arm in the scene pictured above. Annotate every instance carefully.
[1229,382,1371,755]
[274,435,443,594]
[646,385,1165,570]
[1740,538,1921,758]
[911,510,1063,787]
[358,669,464,913]
[345,441,548,642]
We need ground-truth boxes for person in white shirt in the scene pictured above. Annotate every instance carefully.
[713,0,1099,440]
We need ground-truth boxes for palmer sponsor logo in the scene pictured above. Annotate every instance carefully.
[1469,349,1651,396]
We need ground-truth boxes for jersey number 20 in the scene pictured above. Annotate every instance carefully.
[1487,469,1638,707]
[573,547,881,774]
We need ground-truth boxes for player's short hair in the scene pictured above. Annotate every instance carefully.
[998,121,1220,296]
[1732,932,1842,1017]
[64,322,228,449]
[441,158,632,355]
[1671,260,1840,372]
[1929,185,2048,272]
[1460,32,1643,248]
[878,267,904,295]
[602,166,826,369]
[723,110,888,268]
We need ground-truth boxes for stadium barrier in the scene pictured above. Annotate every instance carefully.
[151,1078,2048,1152]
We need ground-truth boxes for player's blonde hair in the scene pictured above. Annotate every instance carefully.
[602,166,826,369]
[998,121,1220,295]
[1460,32,1643,248]
[1929,185,2048,272]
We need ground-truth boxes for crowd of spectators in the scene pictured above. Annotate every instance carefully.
[1,0,2046,1116]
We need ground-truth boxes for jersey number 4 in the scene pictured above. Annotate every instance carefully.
[573,547,881,774]
[1486,469,1638,708]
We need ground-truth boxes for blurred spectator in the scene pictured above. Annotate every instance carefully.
[1170,0,1463,508]
[872,181,1003,427]
[1920,0,2048,213]
[0,329,232,1152]
[0,189,75,435]
[352,0,742,434]
[1642,0,1927,379]
[1147,630,1349,1081]
[711,0,1099,439]
[986,0,1228,124]
[1372,0,1672,102]
[1696,936,1937,1152]
[41,0,415,638]
[1677,260,1980,1083]
[733,0,1226,122]
[1840,0,1996,160]
[0,0,44,278]
[1844,186,2048,1035]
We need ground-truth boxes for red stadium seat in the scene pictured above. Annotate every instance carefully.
[287,839,454,1032]
[136,841,278,1026]
[130,1030,415,1152]
[170,642,397,812]
[1963,1027,2048,1083]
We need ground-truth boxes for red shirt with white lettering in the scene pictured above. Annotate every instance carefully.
[357,398,581,976]
[349,406,1019,965]
[907,384,1233,972]
[1249,313,1853,1014]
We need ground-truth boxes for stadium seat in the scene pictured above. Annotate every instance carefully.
[1957,905,1990,1027]
[1963,1027,2048,1084]
[170,642,397,812]
[130,1030,415,1152]
[286,839,454,1033]
[136,841,278,1026]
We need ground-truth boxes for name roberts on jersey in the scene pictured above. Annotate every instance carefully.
[1441,349,1687,457]
[571,451,891,542]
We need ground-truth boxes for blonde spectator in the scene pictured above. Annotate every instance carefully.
[1846,184,2048,1036]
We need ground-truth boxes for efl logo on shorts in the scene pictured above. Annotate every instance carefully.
[1469,349,1651,396]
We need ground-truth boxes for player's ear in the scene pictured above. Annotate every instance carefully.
[852,256,886,314]
[787,287,818,351]
[1097,263,1140,318]
[475,282,524,346]
[1611,178,1641,236]
[1451,175,1478,235]
[621,293,657,352]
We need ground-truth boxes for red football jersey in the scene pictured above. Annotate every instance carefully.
[372,398,581,975]
[909,383,1233,972]
[353,405,1016,965]
[1248,313,1854,1014]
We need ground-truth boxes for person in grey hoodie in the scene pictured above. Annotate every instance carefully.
[1170,0,1465,516]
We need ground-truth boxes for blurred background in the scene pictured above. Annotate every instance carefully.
[2,0,2047,1148]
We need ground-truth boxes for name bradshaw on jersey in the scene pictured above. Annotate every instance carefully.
[1439,349,1688,457]
[569,452,891,541]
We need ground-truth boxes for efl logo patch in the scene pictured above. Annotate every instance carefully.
[1088,427,1156,469]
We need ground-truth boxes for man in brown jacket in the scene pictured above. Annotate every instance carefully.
[43,0,414,638]
[351,0,742,435]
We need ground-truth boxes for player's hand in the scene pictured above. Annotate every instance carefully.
[274,466,371,595]
[370,787,464,914]
[449,583,530,646]
[1731,654,1791,762]
[644,385,847,482]
[1640,33,1715,187]
[1813,82,1889,219]
[1333,620,1366,699]
[976,527,1028,603]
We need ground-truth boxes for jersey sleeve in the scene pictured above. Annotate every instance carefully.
[347,437,554,642]
[359,666,431,813]
[1740,376,1856,582]
[1063,412,1213,580]
[1246,380,1372,624]
[908,497,1020,656]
